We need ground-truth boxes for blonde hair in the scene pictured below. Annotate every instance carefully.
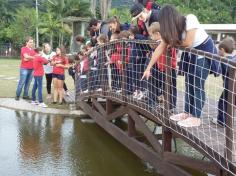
[148,22,161,35]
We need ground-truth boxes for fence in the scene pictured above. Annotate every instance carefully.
[0,43,20,57]
[75,39,236,174]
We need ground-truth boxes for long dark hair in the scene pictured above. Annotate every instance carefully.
[158,5,186,46]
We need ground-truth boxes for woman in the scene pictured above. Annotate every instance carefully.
[42,43,56,101]
[51,47,69,104]
[107,17,130,34]
[142,5,220,127]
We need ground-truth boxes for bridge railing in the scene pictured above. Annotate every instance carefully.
[75,39,236,174]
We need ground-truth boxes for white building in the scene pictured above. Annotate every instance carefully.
[201,24,236,42]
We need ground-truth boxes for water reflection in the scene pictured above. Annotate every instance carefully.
[0,108,158,176]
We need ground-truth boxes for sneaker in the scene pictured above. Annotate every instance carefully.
[177,117,201,128]
[133,90,139,99]
[96,88,102,92]
[58,102,63,105]
[31,101,39,105]
[116,89,122,94]
[38,102,48,108]
[83,89,89,93]
[15,96,19,101]
[170,113,190,122]
[65,91,70,96]
[23,96,31,100]
[137,91,144,100]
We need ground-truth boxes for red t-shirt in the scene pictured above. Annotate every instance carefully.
[52,55,69,75]
[33,55,48,76]
[82,56,89,73]
[157,48,177,72]
[111,52,122,72]
[20,46,36,69]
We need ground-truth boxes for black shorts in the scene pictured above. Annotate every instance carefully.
[52,73,65,80]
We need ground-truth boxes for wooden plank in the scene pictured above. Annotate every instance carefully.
[106,106,128,121]
[163,152,217,175]
[128,116,136,137]
[128,109,163,154]
[92,98,106,117]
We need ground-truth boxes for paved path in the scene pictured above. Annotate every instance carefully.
[0,98,85,116]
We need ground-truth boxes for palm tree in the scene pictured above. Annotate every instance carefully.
[39,12,62,47]
[46,0,91,45]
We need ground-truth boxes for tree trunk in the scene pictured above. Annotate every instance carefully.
[50,32,53,48]
[90,0,97,17]
[100,0,112,20]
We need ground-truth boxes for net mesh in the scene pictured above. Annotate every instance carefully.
[75,39,236,174]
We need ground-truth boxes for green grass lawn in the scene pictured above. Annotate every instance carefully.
[177,75,223,101]
[0,58,75,108]
[0,58,224,107]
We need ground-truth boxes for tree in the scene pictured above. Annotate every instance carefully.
[39,12,62,47]
[109,8,131,23]
[6,7,36,47]
[46,0,91,45]
[100,0,112,20]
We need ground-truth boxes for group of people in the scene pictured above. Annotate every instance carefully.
[15,37,70,107]
[15,0,236,128]
[76,0,235,128]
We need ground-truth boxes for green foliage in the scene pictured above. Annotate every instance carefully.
[157,0,235,23]
[0,0,92,50]
[109,8,132,23]
[6,7,36,46]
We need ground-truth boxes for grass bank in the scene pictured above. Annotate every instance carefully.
[0,58,75,108]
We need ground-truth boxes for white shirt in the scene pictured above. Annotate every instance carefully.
[182,14,208,48]
[42,51,56,74]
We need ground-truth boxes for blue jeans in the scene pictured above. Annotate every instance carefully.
[16,68,33,98]
[78,77,88,92]
[184,58,210,117]
[32,76,43,103]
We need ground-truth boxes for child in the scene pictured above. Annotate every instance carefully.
[51,47,69,104]
[95,34,108,91]
[31,47,49,108]
[107,33,122,92]
[78,50,89,93]
[68,57,76,83]
[147,22,177,110]
[215,37,236,126]
[119,31,133,95]
[129,26,148,100]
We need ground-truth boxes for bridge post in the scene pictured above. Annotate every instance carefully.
[106,99,113,115]
[225,67,236,162]
[162,49,173,152]
[128,117,136,137]
[121,40,127,102]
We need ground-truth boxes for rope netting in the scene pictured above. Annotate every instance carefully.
[75,39,236,174]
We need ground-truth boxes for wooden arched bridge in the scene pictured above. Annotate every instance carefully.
[73,40,236,176]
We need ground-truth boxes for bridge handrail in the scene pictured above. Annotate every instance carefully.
[76,39,236,174]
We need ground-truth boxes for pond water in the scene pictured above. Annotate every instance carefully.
[0,108,158,176]
[0,107,208,176]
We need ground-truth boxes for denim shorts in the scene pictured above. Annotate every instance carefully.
[52,73,65,80]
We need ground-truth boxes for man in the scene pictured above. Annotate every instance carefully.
[15,36,36,100]
[88,18,111,39]
[130,2,159,36]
